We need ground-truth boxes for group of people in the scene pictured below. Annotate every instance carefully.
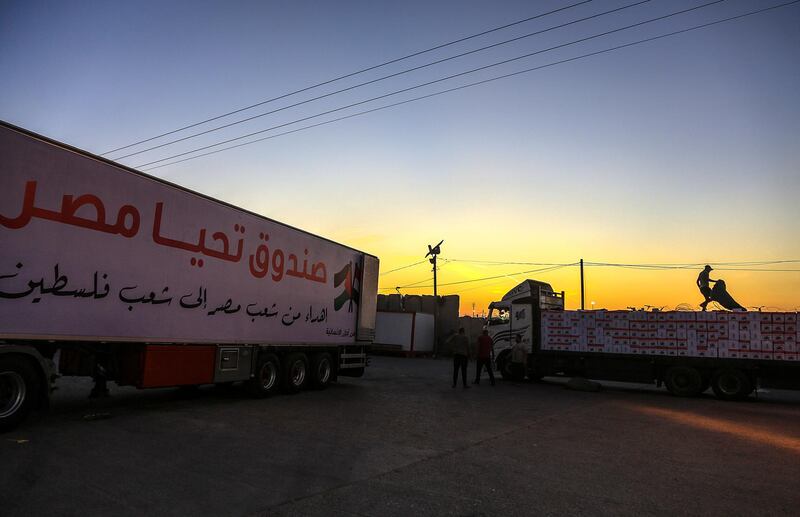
[447,328,527,388]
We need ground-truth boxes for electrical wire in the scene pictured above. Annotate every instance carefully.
[452,258,800,267]
[112,0,654,161]
[585,261,800,271]
[101,0,594,156]
[383,263,576,290]
[137,0,797,171]
[379,259,429,276]
[379,257,799,291]
[378,262,450,290]
[444,258,581,266]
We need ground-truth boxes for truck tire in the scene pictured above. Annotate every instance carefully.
[498,354,513,380]
[247,353,281,398]
[0,356,40,432]
[711,369,753,401]
[310,352,333,389]
[664,366,703,397]
[282,353,309,393]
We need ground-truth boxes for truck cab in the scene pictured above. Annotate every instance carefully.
[486,280,564,378]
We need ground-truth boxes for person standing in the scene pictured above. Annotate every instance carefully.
[474,329,495,386]
[447,328,470,389]
[697,265,718,311]
[511,334,527,382]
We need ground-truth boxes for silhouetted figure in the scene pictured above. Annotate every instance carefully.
[697,265,717,311]
[710,279,746,311]
[474,329,495,386]
[511,334,527,382]
[447,328,470,389]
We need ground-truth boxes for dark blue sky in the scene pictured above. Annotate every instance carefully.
[2,0,799,308]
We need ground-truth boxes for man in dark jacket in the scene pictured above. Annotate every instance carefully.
[474,329,495,386]
[447,328,470,389]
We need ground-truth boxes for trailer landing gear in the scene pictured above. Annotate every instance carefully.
[89,363,110,399]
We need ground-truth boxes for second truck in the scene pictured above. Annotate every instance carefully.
[487,279,800,399]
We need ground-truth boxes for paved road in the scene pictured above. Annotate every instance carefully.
[2,356,799,516]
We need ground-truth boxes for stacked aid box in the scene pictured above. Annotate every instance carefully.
[541,310,798,361]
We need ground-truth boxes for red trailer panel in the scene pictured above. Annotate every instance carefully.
[140,345,216,388]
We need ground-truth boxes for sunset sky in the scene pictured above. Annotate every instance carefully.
[2,0,799,313]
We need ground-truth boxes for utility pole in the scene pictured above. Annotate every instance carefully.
[580,258,585,311]
[425,240,443,297]
[432,256,438,298]
[426,240,443,355]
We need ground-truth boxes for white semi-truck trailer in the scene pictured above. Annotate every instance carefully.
[0,121,379,431]
[487,280,799,399]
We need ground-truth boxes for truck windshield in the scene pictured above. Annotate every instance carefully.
[487,307,509,326]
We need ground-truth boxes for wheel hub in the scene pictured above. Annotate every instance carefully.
[291,361,306,385]
[318,359,330,383]
[260,363,277,390]
[0,371,26,419]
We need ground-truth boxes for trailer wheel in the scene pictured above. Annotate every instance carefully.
[310,352,333,389]
[247,353,281,398]
[664,366,703,397]
[282,353,309,393]
[498,353,513,380]
[0,356,39,432]
[711,369,753,401]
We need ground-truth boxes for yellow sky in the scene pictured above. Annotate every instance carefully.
[375,257,800,316]
[334,215,800,315]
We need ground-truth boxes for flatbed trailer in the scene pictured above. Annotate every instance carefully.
[487,280,800,399]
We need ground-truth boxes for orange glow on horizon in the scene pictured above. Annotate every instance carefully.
[273,188,799,317]
[374,257,800,316]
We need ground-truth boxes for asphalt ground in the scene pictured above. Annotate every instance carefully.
[2,356,799,516]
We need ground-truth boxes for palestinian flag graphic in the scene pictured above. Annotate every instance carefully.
[333,260,361,312]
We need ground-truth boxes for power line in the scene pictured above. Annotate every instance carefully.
[137,0,800,171]
[382,263,576,290]
[379,258,800,291]
[115,0,654,161]
[379,261,452,290]
[585,261,800,271]
[101,0,594,156]
[448,258,800,267]
[379,259,428,276]
[444,258,578,266]
[438,263,575,286]
[378,276,436,291]
[139,0,799,171]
